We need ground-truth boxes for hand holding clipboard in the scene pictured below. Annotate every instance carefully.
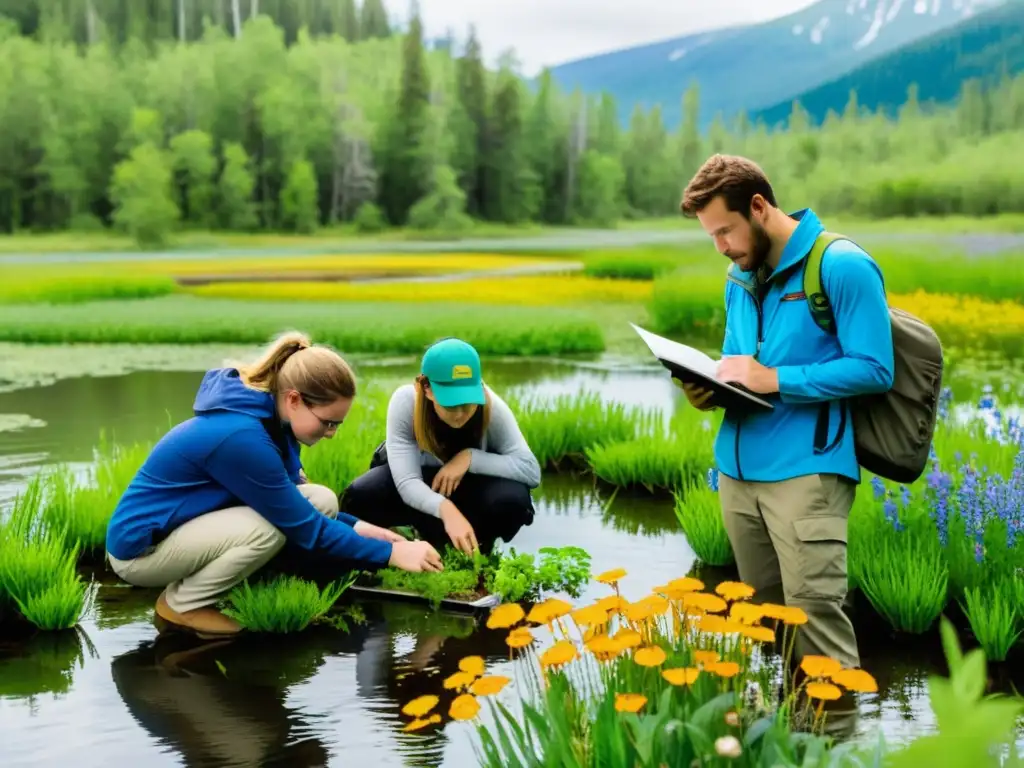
[630,323,773,413]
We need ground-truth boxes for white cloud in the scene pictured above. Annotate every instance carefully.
[392,0,821,74]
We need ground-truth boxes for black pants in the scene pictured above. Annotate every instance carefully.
[341,447,535,555]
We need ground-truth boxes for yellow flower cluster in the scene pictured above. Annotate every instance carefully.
[187,275,653,306]
[148,253,555,277]
[399,568,880,740]
[890,290,1023,351]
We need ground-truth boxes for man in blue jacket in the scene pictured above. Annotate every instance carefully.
[677,154,895,673]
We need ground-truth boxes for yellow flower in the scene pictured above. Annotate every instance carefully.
[596,568,628,584]
[715,581,756,601]
[506,626,535,649]
[633,645,667,667]
[779,606,809,626]
[458,656,486,677]
[443,671,476,690]
[595,594,629,614]
[682,592,728,614]
[741,625,777,643]
[759,603,789,620]
[624,601,658,623]
[806,682,843,701]
[539,640,579,669]
[729,602,764,625]
[571,604,609,628]
[586,634,623,662]
[403,713,442,732]
[668,576,705,592]
[612,628,642,649]
[831,668,878,693]
[697,615,738,635]
[693,650,720,666]
[401,695,439,718]
[638,594,670,614]
[801,655,842,679]
[707,661,740,678]
[662,667,700,686]
[449,693,482,720]
[487,603,525,629]
[614,693,647,713]
[527,597,573,625]
[470,675,511,696]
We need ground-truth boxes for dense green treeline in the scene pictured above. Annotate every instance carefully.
[1,12,1023,245]
[0,0,392,46]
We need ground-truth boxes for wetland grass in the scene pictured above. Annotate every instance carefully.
[0,479,92,631]
[0,296,605,356]
[673,476,734,567]
[960,577,1023,663]
[221,573,358,634]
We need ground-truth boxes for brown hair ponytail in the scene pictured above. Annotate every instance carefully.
[235,330,356,404]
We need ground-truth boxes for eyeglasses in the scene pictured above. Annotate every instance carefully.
[300,396,343,431]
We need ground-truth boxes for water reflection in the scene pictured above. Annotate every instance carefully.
[0,627,98,701]
[107,600,510,768]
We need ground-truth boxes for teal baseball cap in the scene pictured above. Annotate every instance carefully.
[421,338,486,408]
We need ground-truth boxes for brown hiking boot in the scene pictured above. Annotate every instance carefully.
[155,590,243,640]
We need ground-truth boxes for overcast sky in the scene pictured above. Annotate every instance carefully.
[398,0,822,73]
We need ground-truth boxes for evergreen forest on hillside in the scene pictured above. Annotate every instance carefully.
[0,8,1022,244]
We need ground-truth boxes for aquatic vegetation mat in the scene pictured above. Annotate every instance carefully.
[366,545,593,610]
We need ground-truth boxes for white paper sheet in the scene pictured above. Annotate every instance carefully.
[630,323,719,379]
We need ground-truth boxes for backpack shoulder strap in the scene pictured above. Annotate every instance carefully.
[802,231,850,336]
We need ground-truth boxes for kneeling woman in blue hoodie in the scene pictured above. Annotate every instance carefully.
[105,332,443,639]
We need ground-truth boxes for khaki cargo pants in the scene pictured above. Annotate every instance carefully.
[718,472,858,669]
[107,483,339,614]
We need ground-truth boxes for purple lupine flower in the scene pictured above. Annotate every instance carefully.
[900,484,912,507]
[871,476,886,501]
[926,461,953,547]
[883,496,903,532]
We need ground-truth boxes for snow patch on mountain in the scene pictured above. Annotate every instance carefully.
[811,16,831,43]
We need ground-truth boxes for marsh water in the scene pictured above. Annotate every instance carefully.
[0,352,1014,767]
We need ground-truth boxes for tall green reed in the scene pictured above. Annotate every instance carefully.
[959,576,1022,663]
[0,477,92,631]
[673,481,734,566]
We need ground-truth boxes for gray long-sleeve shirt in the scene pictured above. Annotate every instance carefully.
[384,383,542,517]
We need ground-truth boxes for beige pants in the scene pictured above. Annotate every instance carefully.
[718,472,858,669]
[108,483,339,613]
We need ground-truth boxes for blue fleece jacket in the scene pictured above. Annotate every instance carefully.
[715,208,895,484]
[105,367,393,565]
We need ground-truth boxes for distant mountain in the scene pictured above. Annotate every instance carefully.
[546,0,1006,130]
[751,0,1024,126]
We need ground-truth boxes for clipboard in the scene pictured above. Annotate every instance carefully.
[630,323,773,413]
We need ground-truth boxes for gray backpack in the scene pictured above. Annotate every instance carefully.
[803,232,945,484]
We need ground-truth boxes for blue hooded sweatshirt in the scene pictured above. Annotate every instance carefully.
[105,367,393,566]
[715,208,895,485]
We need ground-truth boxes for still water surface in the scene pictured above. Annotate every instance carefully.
[0,359,978,766]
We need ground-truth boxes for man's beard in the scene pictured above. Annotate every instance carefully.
[745,221,772,271]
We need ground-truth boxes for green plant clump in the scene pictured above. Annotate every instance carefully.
[221,573,357,634]
[373,545,592,609]
[673,481,734,567]
[0,478,91,631]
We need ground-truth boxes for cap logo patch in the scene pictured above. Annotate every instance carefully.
[451,364,473,380]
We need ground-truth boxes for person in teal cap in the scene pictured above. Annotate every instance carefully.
[342,337,541,556]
